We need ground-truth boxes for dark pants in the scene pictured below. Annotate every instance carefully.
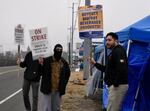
[23,79,39,111]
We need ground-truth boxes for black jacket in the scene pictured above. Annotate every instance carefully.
[40,56,70,96]
[94,45,128,87]
[20,52,41,82]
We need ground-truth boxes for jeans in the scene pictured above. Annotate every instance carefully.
[22,79,39,111]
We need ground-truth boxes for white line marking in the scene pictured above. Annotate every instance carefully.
[0,89,22,105]
[0,66,17,69]
[0,69,23,76]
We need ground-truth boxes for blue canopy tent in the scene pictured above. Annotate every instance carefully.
[94,44,104,61]
[117,15,150,42]
[103,15,150,111]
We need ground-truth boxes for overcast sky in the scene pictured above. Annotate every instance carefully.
[0,0,150,52]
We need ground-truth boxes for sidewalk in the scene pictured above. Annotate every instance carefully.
[61,71,102,111]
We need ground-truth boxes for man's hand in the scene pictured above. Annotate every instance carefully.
[38,57,44,65]
[16,58,21,65]
[87,57,96,65]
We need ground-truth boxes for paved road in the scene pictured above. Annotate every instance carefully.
[0,66,42,111]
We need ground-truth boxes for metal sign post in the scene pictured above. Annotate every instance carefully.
[82,0,91,80]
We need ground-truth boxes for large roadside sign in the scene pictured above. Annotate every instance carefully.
[15,24,24,45]
[29,27,50,60]
[78,5,103,39]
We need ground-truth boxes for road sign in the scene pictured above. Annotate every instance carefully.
[78,5,103,39]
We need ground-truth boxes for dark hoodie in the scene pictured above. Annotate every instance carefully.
[20,51,41,82]
[94,45,128,87]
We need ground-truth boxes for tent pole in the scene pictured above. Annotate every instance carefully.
[126,39,140,111]
[126,39,132,57]
[132,59,148,111]
[132,83,140,111]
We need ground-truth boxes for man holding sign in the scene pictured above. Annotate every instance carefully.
[17,27,50,111]
[17,51,42,111]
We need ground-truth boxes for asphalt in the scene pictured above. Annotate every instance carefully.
[0,66,42,111]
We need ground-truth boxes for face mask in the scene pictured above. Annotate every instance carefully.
[54,50,62,61]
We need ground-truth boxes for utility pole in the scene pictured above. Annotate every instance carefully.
[83,0,92,80]
[68,27,71,65]
[71,2,75,67]
[69,3,75,67]
[68,42,71,64]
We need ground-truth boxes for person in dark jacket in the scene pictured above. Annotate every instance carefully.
[17,51,41,111]
[88,32,128,111]
[38,44,70,111]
